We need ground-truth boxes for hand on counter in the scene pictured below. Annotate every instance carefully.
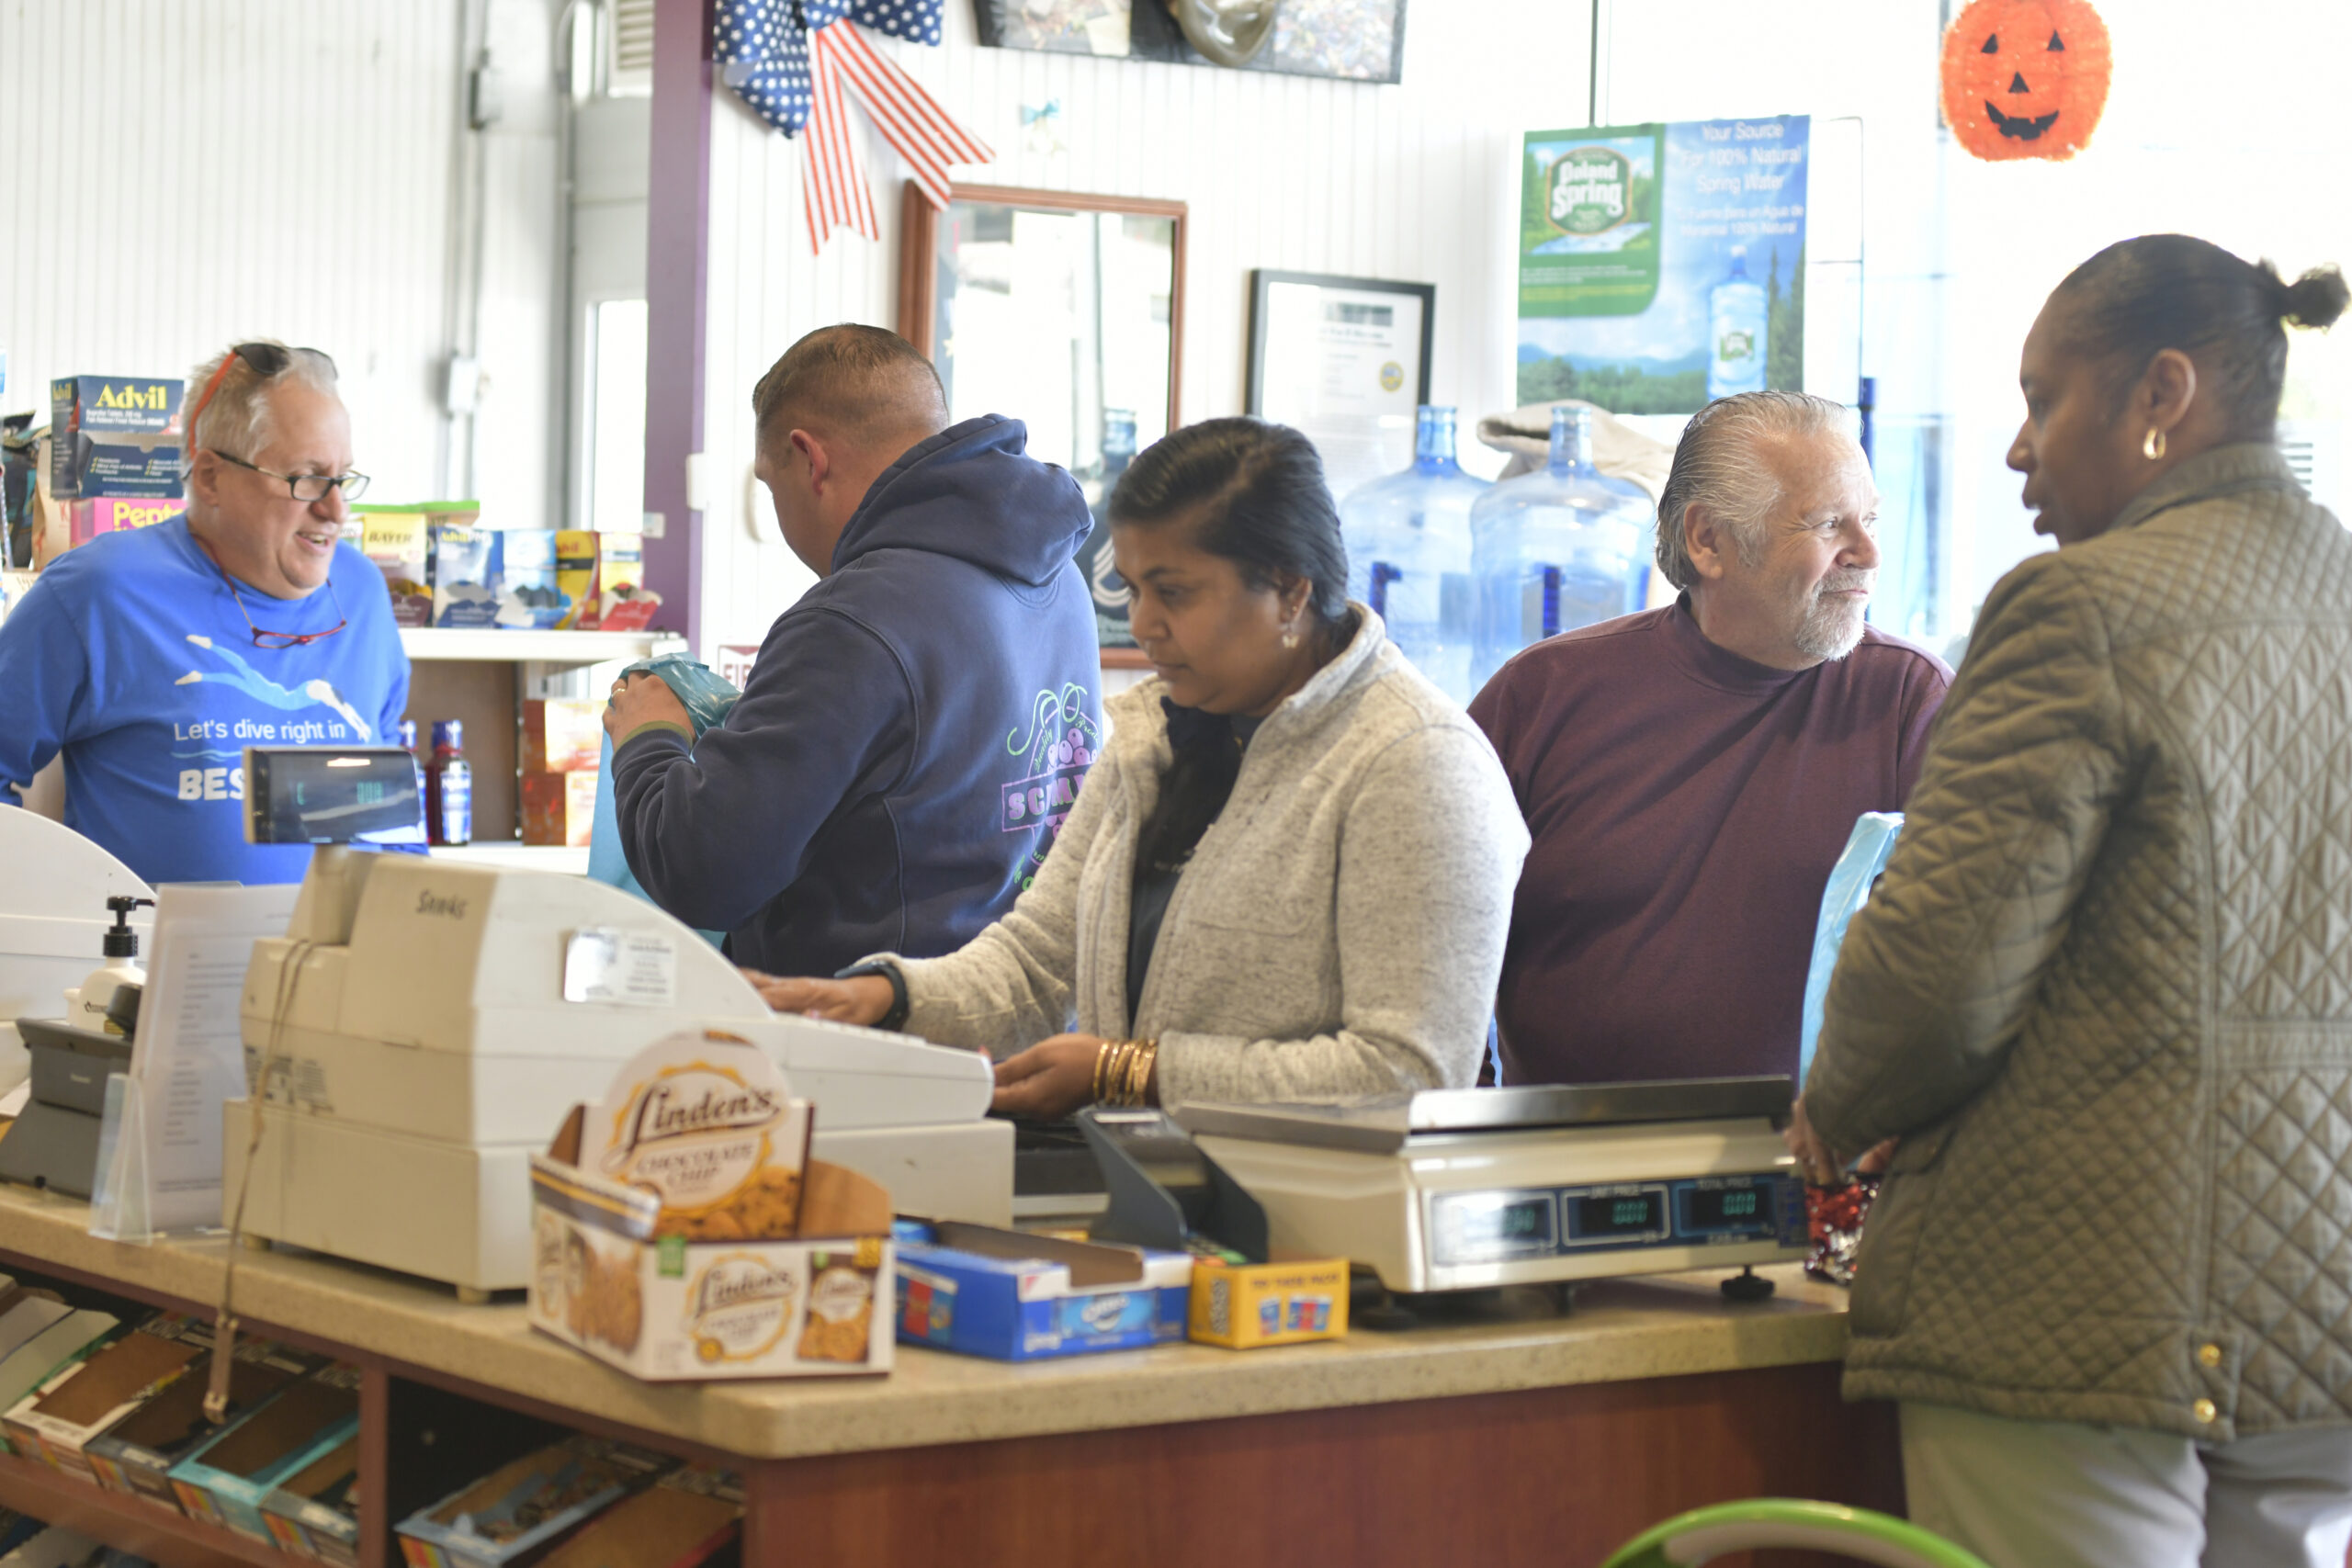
[745,970,894,1026]
[603,671,694,745]
[1783,1097,1897,1186]
[992,1034,1125,1119]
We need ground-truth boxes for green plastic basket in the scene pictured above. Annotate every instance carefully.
[1601,1499,1992,1568]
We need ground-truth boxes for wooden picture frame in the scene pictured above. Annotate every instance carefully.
[899,183,1187,671]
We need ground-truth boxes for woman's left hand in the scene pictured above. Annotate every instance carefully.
[991,1034,1113,1119]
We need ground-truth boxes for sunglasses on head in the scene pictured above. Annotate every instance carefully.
[184,342,338,442]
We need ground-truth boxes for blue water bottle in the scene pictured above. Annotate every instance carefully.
[1466,405,1655,687]
[1339,405,1488,704]
[1708,245,1770,399]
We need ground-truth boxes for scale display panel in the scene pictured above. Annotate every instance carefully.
[1429,1173,1801,1269]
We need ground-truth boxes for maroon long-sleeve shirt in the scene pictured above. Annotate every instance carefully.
[1468,598,1951,1086]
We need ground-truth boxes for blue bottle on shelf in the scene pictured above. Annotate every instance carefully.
[424,719,472,847]
[1707,245,1769,399]
[1339,406,1487,704]
[1467,404,1654,689]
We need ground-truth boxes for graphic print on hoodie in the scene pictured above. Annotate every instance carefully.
[611,415,1103,976]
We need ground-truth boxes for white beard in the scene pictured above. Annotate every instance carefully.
[1792,570,1873,660]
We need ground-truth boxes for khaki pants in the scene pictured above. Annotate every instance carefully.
[1902,1402,2352,1568]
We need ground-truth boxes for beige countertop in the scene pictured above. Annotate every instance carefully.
[0,1184,1852,1462]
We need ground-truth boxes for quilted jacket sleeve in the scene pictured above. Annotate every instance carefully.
[1804,551,2131,1159]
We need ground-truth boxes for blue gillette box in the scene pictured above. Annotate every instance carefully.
[169,1362,362,1544]
[894,1220,1192,1361]
[429,520,503,628]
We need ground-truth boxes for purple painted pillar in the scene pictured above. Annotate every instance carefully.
[642,0,713,649]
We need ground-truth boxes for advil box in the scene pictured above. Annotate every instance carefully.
[894,1220,1191,1360]
[51,377,179,494]
[528,1032,895,1381]
[64,433,182,500]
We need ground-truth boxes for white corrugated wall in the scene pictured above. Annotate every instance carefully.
[0,0,463,502]
[696,0,1597,657]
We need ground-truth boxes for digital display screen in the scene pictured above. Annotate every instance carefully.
[1686,1184,1765,1230]
[1430,1191,1556,1264]
[1571,1192,1662,1237]
[244,749,425,846]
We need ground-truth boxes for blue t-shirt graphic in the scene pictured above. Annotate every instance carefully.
[0,518,411,885]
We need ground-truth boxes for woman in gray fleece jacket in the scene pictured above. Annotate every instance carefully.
[756,418,1528,1114]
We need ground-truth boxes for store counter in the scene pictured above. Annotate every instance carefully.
[0,1181,1901,1567]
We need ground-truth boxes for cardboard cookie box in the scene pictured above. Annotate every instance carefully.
[395,1434,673,1568]
[535,1465,742,1568]
[88,1336,331,1505]
[0,1304,123,1444]
[895,1221,1193,1360]
[529,1030,896,1380]
[3,1312,214,1481]
[170,1361,364,1543]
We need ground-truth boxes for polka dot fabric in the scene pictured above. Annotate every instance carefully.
[713,0,944,138]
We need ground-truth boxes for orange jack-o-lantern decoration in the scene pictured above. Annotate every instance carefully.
[1940,0,2111,163]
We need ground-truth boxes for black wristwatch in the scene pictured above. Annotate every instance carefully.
[833,959,910,1032]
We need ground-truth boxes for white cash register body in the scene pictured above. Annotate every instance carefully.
[231,849,1006,1294]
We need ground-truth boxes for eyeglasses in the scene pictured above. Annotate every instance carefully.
[184,340,342,455]
[209,448,370,503]
[221,572,348,649]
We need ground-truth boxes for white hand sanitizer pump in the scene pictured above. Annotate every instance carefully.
[66,896,154,1033]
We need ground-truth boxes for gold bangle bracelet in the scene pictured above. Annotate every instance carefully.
[1091,1038,1116,1103]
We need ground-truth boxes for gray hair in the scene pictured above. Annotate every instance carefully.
[186,341,340,465]
[1654,390,1850,591]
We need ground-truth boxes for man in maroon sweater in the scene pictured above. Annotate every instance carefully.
[1469,391,1951,1086]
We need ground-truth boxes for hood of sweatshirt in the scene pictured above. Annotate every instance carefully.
[832,414,1091,587]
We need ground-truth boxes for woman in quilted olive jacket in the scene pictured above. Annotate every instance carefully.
[1795,236,2351,1568]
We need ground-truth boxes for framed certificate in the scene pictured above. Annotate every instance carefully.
[1245,271,1436,502]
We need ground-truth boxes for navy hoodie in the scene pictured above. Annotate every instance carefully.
[612,416,1103,976]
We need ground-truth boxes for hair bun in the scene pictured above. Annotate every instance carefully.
[2282,265,2349,330]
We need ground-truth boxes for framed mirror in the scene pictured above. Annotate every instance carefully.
[899,183,1186,667]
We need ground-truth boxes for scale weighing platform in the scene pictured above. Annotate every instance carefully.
[1177,1077,1808,1295]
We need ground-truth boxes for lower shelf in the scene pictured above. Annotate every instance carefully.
[0,1450,294,1568]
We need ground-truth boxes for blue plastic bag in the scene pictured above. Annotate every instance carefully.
[1797,812,1904,1084]
[586,655,742,945]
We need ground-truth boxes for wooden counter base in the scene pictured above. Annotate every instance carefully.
[0,1180,1899,1567]
[744,1363,1903,1567]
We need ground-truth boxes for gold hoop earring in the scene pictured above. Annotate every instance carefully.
[2143,427,2167,460]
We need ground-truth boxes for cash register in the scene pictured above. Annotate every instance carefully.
[224,748,1009,1297]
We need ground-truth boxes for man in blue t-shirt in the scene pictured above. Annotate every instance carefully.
[0,343,408,885]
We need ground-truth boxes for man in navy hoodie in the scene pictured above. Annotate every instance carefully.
[605,325,1102,979]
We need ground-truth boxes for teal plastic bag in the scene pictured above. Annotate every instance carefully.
[1797,812,1904,1084]
[586,655,742,946]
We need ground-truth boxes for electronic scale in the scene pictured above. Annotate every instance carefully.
[225,749,1011,1297]
[1178,1077,1808,1294]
